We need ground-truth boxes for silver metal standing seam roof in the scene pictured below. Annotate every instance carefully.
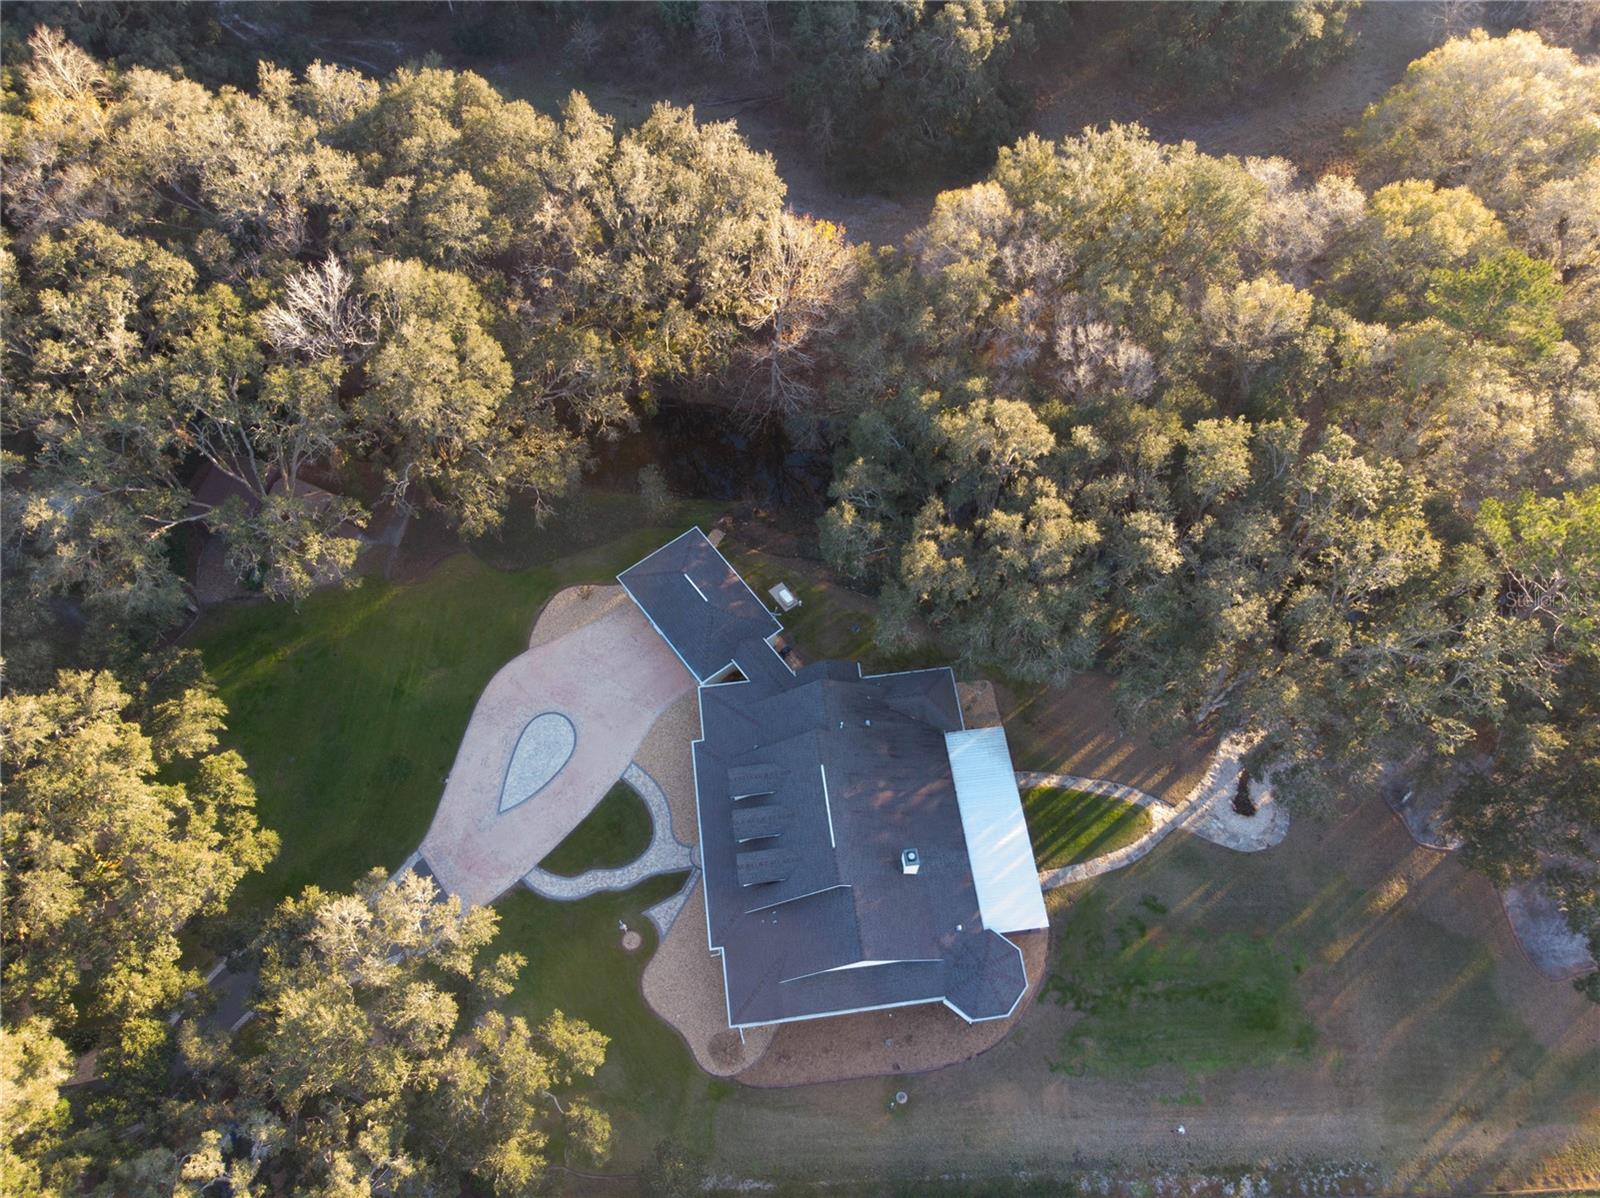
[944,727,1049,934]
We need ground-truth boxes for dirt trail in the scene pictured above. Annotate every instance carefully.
[734,0,1445,245]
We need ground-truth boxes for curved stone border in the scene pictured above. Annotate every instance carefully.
[643,869,699,938]
[1020,734,1288,890]
[522,763,694,905]
[499,712,576,813]
[1017,771,1190,889]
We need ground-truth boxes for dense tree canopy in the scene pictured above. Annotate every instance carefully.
[2,23,1598,1198]
[784,0,1031,187]
[2,27,819,679]
[104,869,611,1198]
[819,36,1600,965]
[1120,0,1356,97]
[1353,29,1600,223]
[0,657,277,1113]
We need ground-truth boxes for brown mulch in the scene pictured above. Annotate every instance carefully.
[526,583,631,650]
[733,928,1049,1088]
[640,881,776,1077]
[631,690,702,847]
[957,680,1003,730]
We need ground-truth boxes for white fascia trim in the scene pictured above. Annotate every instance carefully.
[858,664,959,679]
[761,629,798,677]
[819,762,836,848]
[614,525,702,579]
[994,932,1032,1019]
[701,528,784,635]
[742,881,850,916]
[858,664,965,731]
[691,686,718,954]
[780,957,943,985]
[731,993,949,1031]
[717,944,736,1030]
[732,983,1020,1031]
[704,661,748,685]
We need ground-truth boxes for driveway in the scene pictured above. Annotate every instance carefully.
[418,598,694,908]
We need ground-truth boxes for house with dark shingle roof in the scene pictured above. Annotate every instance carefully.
[620,529,1047,1029]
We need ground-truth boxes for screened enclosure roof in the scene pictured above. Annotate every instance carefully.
[944,727,1049,935]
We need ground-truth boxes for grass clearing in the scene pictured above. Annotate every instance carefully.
[537,780,653,876]
[494,872,715,1168]
[189,509,1599,1190]
[468,489,708,572]
[1023,785,1153,869]
[192,507,718,919]
[1044,892,1315,1075]
[703,802,1598,1190]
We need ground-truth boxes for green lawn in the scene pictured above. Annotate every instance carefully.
[192,508,729,1171]
[192,501,719,918]
[1023,785,1154,869]
[494,873,721,1169]
[1044,891,1315,1075]
[537,780,653,876]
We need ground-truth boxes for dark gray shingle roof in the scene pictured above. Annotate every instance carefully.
[621,532,1033,1028]
[617,529,781,682]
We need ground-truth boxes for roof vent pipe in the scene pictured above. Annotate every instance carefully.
[901,848,920,876]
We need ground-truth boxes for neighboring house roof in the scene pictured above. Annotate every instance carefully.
[619,529,1048,1030]
[266,475,367,538]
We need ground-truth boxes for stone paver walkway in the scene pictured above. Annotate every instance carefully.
[522,763,695,916]
[1020,733,1289,890]
[643,871,699,938]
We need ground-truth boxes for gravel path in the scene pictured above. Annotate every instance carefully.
[522,763,694,905]
[1021,734,1289,890]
